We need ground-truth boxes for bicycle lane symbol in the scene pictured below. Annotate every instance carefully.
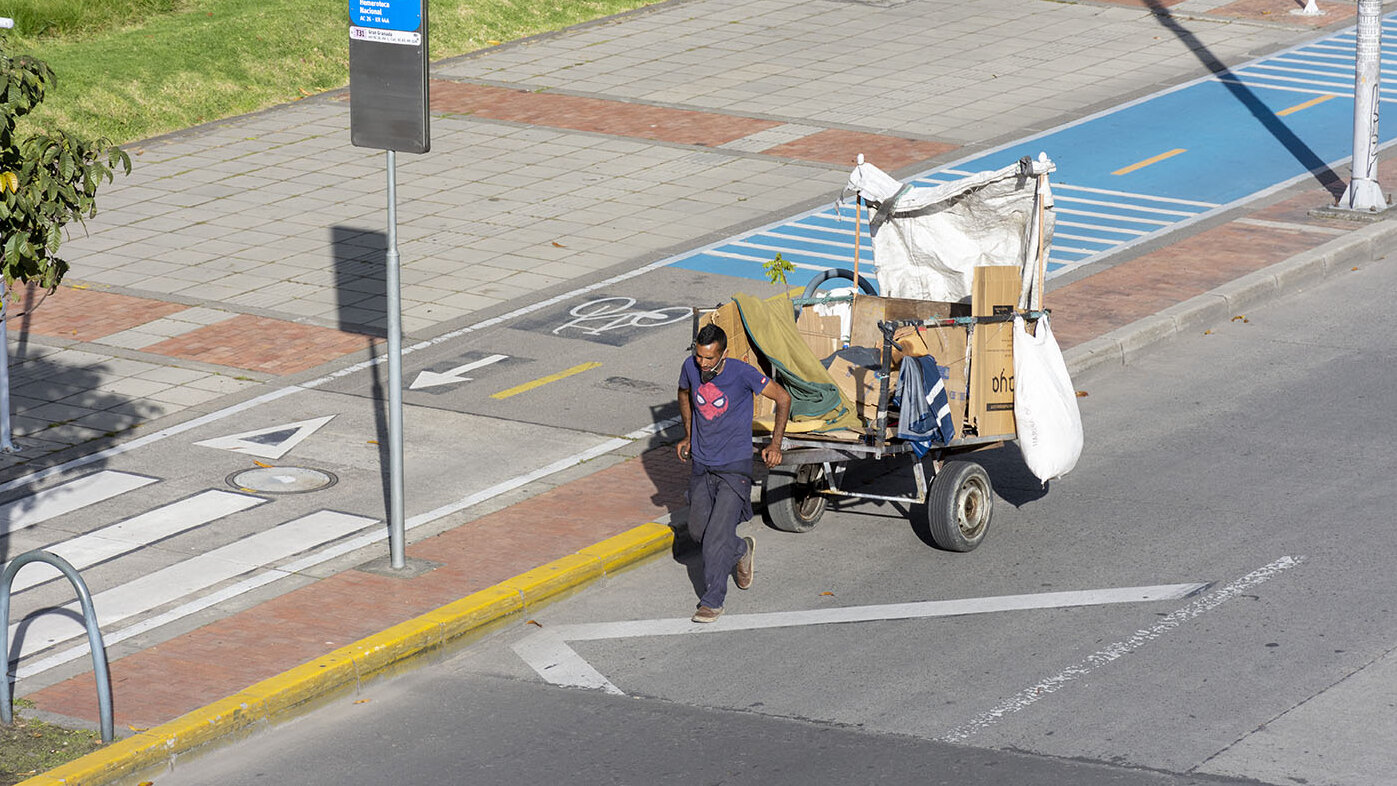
[517,296,689,346]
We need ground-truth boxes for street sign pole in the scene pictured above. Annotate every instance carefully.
[385,150,405,568]
[349,0,429,570]
[1340,0,1387,212]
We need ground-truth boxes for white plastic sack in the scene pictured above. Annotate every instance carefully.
[1012,315,1082,484]
[843,157,1054,307]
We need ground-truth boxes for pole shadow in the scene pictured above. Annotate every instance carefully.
[1144,0,1345,198]
[330,225,392,526]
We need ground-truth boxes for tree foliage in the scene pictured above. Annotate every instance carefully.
[0,39,130,292]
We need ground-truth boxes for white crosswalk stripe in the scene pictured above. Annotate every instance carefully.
[0,471,157,536]
[8,510,377,654]
[8,490,268,594]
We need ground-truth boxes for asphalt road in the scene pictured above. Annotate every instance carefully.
[153,222,1397,784]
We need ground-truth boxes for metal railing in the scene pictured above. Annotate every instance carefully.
[0,550,114,742]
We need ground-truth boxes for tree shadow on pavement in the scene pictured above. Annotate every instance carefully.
[0,294,162,565]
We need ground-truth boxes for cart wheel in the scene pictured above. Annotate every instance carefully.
[762,464,827,533]
[926,460,992,552]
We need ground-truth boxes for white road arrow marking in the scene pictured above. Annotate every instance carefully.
[194,415,336,460]
[410,354,508,390]
[513,582,1211,695]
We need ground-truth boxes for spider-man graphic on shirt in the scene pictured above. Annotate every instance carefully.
[694,381,727,421]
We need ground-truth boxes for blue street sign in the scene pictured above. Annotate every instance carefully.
[350,0,421,32]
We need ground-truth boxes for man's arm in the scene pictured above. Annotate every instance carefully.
[676,387,693,462]
[759,380,791,469]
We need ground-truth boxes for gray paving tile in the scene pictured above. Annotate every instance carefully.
[146,385,226,407]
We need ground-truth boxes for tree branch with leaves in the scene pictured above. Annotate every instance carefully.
[1,40,130,295]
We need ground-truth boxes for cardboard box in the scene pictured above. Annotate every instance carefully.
[794,308,844,363]
[967,265,1018,437]
[848,294,960,350]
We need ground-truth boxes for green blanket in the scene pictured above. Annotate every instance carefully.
[733,293,862,432]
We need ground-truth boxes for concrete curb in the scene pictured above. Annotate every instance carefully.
[1063,217,1397,381]
[20,523,677,786]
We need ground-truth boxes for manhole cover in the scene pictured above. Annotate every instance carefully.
[227,466,337,494]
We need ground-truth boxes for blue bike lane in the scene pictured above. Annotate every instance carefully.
[667,15,1397,290]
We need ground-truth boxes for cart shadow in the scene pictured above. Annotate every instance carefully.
[747,447,1050,552]
[970,444,1050,508]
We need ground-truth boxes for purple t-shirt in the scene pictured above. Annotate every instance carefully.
[679,356,770,468]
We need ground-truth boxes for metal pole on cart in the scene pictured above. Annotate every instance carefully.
[853,197,862,298]
[1035,172,1048,314]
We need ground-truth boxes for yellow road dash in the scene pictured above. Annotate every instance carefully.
[1278,94,1335,117]
[491,362,601,399]
[1113,148,1187,176]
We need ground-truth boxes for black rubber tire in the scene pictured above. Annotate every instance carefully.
[762,464,828,533]
[926,460,992,552]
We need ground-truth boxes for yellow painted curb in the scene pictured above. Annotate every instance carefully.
[580,522,676,575]
[23,521,676,786]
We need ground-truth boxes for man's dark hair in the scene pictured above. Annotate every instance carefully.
[695,323,727,352]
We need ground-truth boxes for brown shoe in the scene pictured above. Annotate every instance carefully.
[691,605,724,623]
[734,536,755,590]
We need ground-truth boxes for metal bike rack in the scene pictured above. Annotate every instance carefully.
[0,549,114,743]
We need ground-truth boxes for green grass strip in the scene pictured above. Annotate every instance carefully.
[7,0,660,144]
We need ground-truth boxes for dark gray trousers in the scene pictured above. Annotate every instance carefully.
[688,461,753,610]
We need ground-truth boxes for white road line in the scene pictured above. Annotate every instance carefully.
[1054,208,1175,227]
[1053,233,1122,246]
[1051,244,1103,256]
[1053,195,1201,218]
[731,239,856,264]
[704,248,850,272]
[1055,220,1151,237]
[513,582,1209,695]
[9,490,267,594]
[792,219,859,237]
[9,510,376,655]
[937,556,1304,743]
[0,471,156,535]
[763,228,864,251]
[1218,77,1397,103]
[1052,183,1219,208]
[1237,69,1363,92]
[1248,63,1359,82]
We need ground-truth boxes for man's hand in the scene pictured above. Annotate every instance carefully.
[761,442,782,468]
[677,438,692,462]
